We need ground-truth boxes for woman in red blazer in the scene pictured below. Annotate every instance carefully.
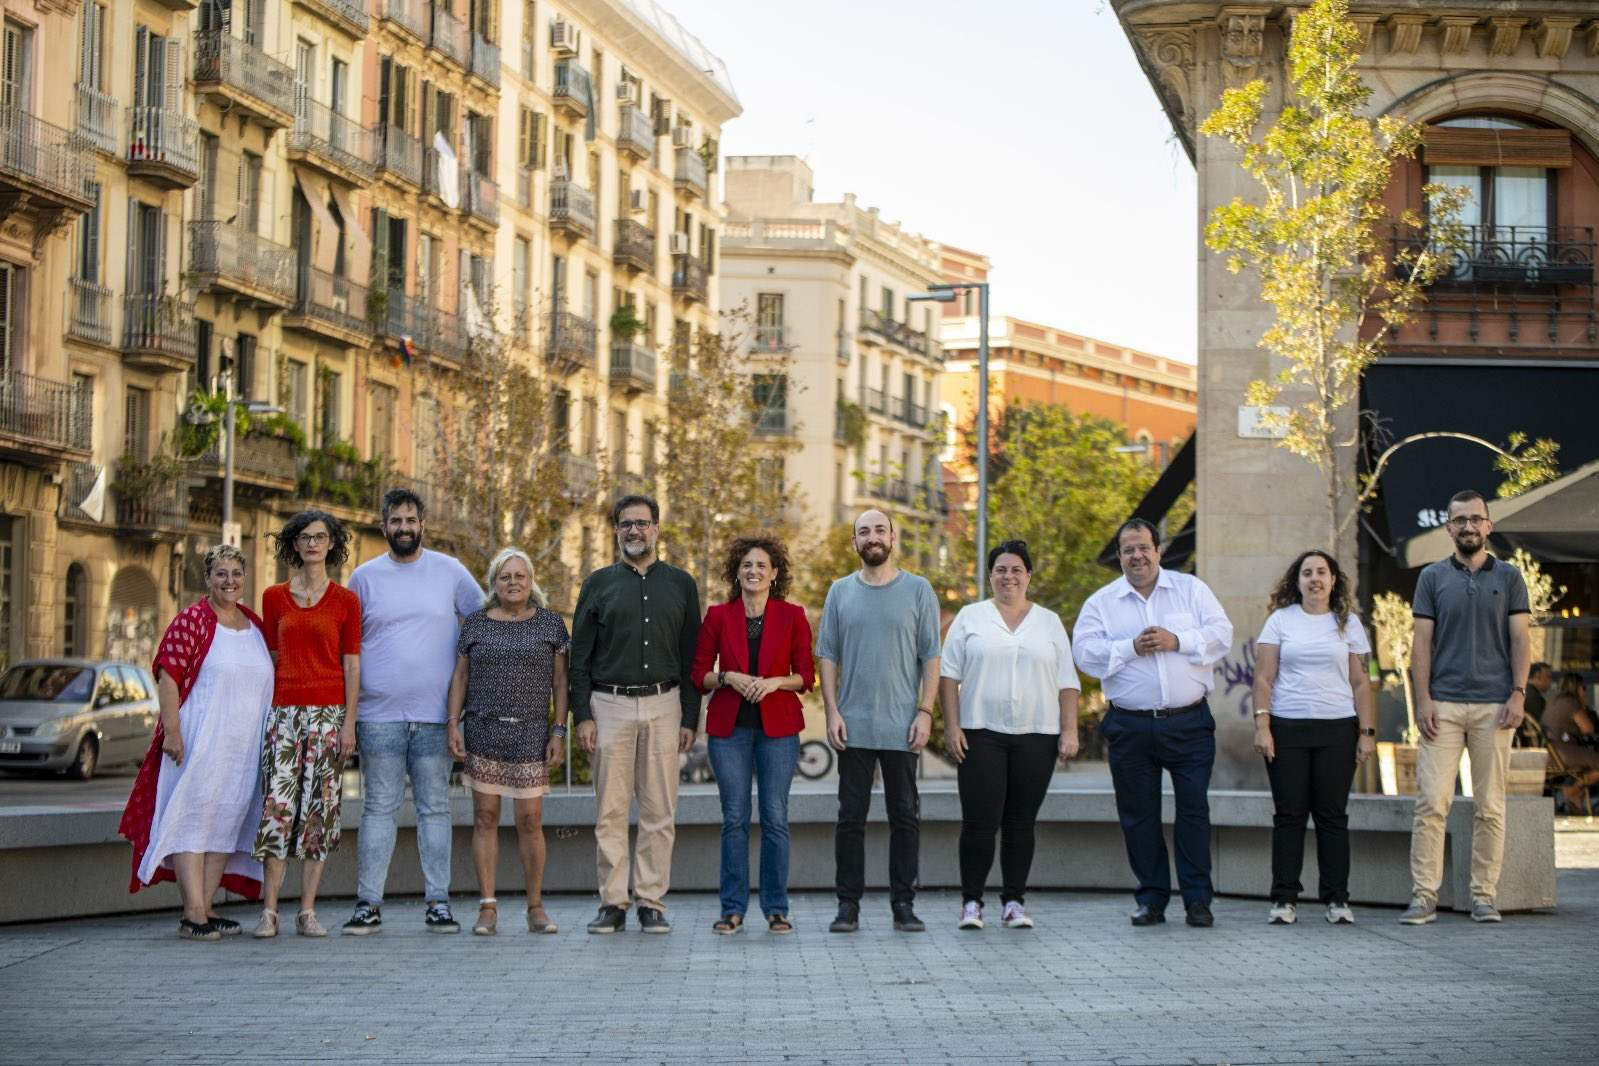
[692,533,815,934]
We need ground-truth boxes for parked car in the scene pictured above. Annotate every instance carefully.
[0,659,159,779]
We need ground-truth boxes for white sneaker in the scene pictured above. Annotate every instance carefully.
[1325,902,1355,925]
[1000,901,1033,929]
[1268,902,1297,925]
[958,901,984,929]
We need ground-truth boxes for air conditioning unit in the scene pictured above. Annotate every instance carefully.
[670,125,694,149]
[628,189,645,212]
[550,19,578,55]
[669,232,690,255]
[615,82,635,103]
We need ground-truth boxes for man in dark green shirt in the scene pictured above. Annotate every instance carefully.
[570,494,701,935]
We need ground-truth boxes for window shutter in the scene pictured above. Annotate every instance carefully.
[0,264,13,376]
[370,206,389,289]
[163,37,183,114]
[82,184,101,278]
[378,56,391,124]
[421,78,434,141]
[132,27,148,109]
[1423,127,1573,168]
[125,197,140,293]
[78,6,93,87]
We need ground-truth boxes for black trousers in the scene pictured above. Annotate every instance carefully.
[834,746,920,906]
[956,730,1058,906]
[1262,715,1358,904]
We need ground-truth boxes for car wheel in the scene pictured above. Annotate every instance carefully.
[66,735,98,781]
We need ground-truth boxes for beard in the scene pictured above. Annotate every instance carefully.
[856,542,890,566]
[1451,529,1484,553]
[621,537,651,558]
[386,528,423,558]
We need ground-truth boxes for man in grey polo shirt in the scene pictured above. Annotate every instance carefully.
[1401,489,1531,926]
[817,509,941,934]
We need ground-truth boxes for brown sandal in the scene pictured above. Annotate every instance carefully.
[767,915,794,935]
[526,905,558,934]
[473,899,498,936]
[712,914,744,935]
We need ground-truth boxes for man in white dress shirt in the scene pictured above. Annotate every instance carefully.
[1074,518,1233,927]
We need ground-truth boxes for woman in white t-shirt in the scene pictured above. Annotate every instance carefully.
[939,540,1081,932]
[1252,549,1376,927]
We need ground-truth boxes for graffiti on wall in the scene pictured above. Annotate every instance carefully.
[1218,639,1256,718]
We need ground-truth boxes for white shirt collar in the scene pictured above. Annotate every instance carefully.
[1112,568,1177,601]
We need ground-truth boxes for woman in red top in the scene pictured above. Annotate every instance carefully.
[691,533,815,934]
[251,509,362,939]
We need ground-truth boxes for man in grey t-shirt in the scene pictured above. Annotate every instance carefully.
[817,509,940,934]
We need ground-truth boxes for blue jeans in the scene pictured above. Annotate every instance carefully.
[707,727,799,918]
[356,721,453,906]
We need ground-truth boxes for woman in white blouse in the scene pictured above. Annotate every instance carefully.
[940,540,1080,931]
[1251,549,1375,927]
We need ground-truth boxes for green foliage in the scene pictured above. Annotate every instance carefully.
[608,303,645,341]
[177,390,233,459]
[1494,432,1562,498]
[836,399,867,449]
[298,438,390,511]
[111,453,187,497]
[251,412,308,451]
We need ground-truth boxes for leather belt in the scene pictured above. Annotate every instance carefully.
[1109,698,1207,719]
[593,680,679,698]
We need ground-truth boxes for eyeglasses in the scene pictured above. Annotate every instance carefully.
[1446,515,1489,529]
[616,519,655,532]
[295,532,331,546]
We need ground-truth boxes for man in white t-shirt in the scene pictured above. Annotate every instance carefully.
[340,489,482,936]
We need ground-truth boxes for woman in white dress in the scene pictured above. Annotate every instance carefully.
[120,544,275,940]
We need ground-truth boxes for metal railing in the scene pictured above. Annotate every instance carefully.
[609,341,657,391]
[613,218,654,269]
[553,60,592,115]
[464,166,498,224]
[550,180,595,237]
[751,325,786,351]
[377,123,422,186]
[430,4,469,67]
[559,452,598,497]
[673,146,706,197]
[75,85,118,155]
[470,33,500,86]
[544,311,597,369]
[899,397,927,427]
[617,105,654,158]
[122,293,198,362]
[0,371,92,452]
[0,105,95,202]
[192,31,297,120]
[127,106,199,179]
[382,0,428,39]
[422,146,447,199]
[428,306,469,362]
[671,253,707,303]
[864,386,886,415]
[304,0,368,32]
[197,432,298,484]
[67,277,114,346]
[860,307,930,355]
[289,97,377,180]
[293,267,372,338]
[117,479,189,533]
[376,286,427,344]
[189,220,295,304]
[1391,223,1596,288]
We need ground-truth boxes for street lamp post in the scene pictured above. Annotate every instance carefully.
[217,362,282,547]
[910,282,989,598]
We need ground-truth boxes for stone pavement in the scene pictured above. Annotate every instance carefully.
[4,867,1598,1066]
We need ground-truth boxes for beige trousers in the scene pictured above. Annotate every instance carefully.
[1409,700,1513,905]
[590,689,682,910]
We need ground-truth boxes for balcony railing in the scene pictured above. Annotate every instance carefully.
[127,106,199,185]
[122,293,198,364]
[75,85,119,155]
[550,180,595,240]
[192,31,297,125]
[430,4,469,67]
[672,253,707,304]
[609,341,656,393]
[67,278,114,346]
[613,218,654,271]
[559,452,598,498]
[544,311,597,371]
[377,123,422,186]
[553,60,592,120]
[617,105,654,160]
[381,0,428,40]
[291,267,372,340]
[751,325,786,352]
[117,479,189,535]
[860,307,931,356]
[673,146,706,198]
[885,478,912,504]
[899,397,927,427]
[376,286,427,344]
[464,166,498,225]
[288,97,377,181]
[470,33,500,86]
[422,147,447,199]
[428,306,469,363]
[1393,223,1596,289]
[0,371,92,453]
[189,220,295,305]
[301,0,368,35]
[0,105,96,207]
[197,432,298,486]
[754,407,789,436]
[864,387,886,415]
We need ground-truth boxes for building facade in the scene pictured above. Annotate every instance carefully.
[720,155,947,567]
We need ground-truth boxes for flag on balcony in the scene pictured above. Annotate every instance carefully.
[434,132,460,209]
[79,465,107,523]
[396,334,416,368]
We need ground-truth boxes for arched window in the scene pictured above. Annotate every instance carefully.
[62,564,88,657]
[1429,115,1555,257]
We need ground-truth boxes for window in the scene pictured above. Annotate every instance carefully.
[195,318,214,393]
[414,394,438,480]
[294,39,315,110]
[239,152,262,233]
[3,21,33,111]
[78,4,106,91]
[62,563,87,657]
[0,262,19,375]
[880,286,894,318]
[517,106,544,169]
[756,293,784,347]
[1428,116,1553,279]
[76,182,102,283]
[116,665,150,702]
[581,395,597,455]
[550,387,571,449]
[582,270,598,322]
[286,359,309,431]
[642,419,657,477]
[468,110,492,174]
[198,133,219,219]
[753,373,787,433]
[71,374,93,438]
[512,236,530,321]
[610,408,627,473]
[319,369,341,442]
[579,523,593,575]
[858,275,868,320]
[370,382,397,459]
[129,202,165,294]
[330,58,347,116]
[235,334,256,400]
[124,386,151,460]
[551,252,566,307]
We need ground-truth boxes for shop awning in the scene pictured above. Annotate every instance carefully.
[1403,457,1599,565]
[1097,434,1195,571]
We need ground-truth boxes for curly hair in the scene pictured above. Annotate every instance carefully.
[1268,549,1352,632]
[722,533,793,603]
[202,543,247,578]
[273,509,350,570]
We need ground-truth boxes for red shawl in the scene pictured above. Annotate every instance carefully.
[118,598,268,898]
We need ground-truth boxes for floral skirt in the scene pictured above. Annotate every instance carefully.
[253,704,345,862]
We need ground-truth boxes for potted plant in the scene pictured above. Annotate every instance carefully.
[609,304,645,344]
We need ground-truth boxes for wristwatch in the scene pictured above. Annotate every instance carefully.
[1360,728,1376,737]
[1511,685,1526,695]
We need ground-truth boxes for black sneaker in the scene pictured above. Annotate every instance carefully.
[208,915,242,936]
[1130,905,1166,926]
[424,901,460,934]
[891,903,926,933]
[587,904,627,934]
[1185,902,1215,928]
[637,906,672,933]
[341,901,382,936]
[829,900,860,933]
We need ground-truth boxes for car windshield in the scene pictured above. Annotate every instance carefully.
[0,665,95,703]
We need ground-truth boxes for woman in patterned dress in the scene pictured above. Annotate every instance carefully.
[447,547,569,936]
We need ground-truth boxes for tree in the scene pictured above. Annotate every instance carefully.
[1509,547,1567,664]
[1200,0,1469,544]
[1370,591,1417,743]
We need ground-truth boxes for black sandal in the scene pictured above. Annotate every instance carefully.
[712,914,744,935]
[767,915,794,935]
[177,919,222,941]
[207,915,242,935]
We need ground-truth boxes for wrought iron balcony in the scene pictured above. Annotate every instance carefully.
[190,220,295,307]
[617,105,654,162]
[470,33,500,86]
[67,277,113,347]
[287,267,373,344]
[609,341,656,394]
[553,60,591,121]
[751,325,787,352]
[376,286,427,346]
[0,370,93,460]
[430,4,468,68]
[298,0,369,37]
[613,218,655,272]
[671,253,707,304]
[192,31,297,129]
[753,407,789,437]
[381,0,428,42]
[0,105,96,215]
[427,306,469,364]
[559,452,598,499]
[117,479,191,537]
[863,387,887,415]
[859,307,930,356]
[544,311,597,373]
[288,97,377,183]
[195,431,298,490]
[126,106,199,188]
[464,167,498,226]
[550,180,595,241]
[899,397,927,427]
[377,123,422,187]
[673,146,706,199]
[1392,223,1595,289]
[122,293,198,371]
[75,85,119,156]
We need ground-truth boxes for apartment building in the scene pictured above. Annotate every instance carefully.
[720,155,947,567]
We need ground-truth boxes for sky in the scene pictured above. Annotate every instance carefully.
[661,0,1200,361]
